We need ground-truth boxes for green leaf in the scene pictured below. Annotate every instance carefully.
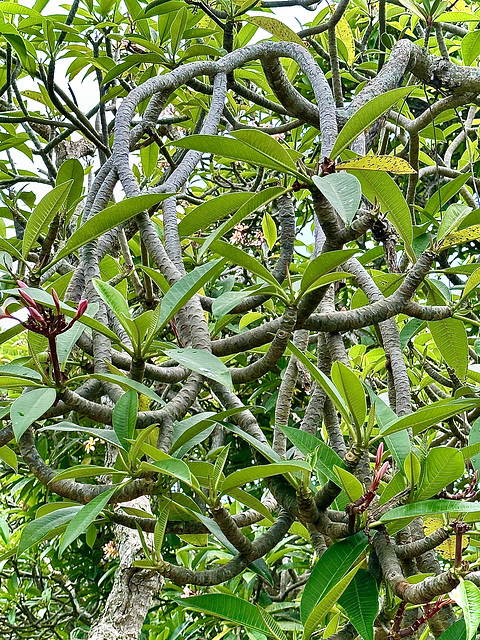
[139,458,192,485]
[210,240,281,290]
[415,447,464,500]
[93,279,130,319]
[349,168,413,251]
[156,259,224,332]
[287,342,350,423]
[462,29,480,66]
[18,506,81,557]
[303,563,362,640]
[457,580,480,640]
[256,606,288,640]
[262,212,277,250]
[173,133,301,176]
[165,348,233,391]
[177,594,272,637]
[22,181,73,257]
[51,465,125,482]
[77,373,163,403]
[312,173,362,225]
[53,194,172,266]
[461,266,480,300]
[112,390,138,447]
[212,444,230,493]
[11,388,56,441]
[379,499,480,522]
[337,155,415,174]
[424,173,470,215]
[279,426,345,483]
[38,422,125,450]
[221,461,311,493]
[334,465,364,501]
[178,192,252,236]
[379,399,476,436]
[299,249,357,295]
[437,203,472,242]
[59,487,117,556]
[301,531,368,624]
[153,502,170,559]
[436,617,466,640]
[330,86,418,159]
[244,15,306,47]
[56,158,84,211]
[428,317,468,380]
[331,361,366,428]
[338,569,379,640]
[0,446,17,471]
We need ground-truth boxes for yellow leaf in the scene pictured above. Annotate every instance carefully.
[423,517,468,560]
[244,16,307,48]
[438,224,480,251]
[336,156,416,174]
[336,17,355,65]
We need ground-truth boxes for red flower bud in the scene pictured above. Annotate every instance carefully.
[73,299,88,322]
[28,306,47,327]
[375,443,384,469]
[19,289,38,310]
[16,280,28,288]
[51,288,61,315]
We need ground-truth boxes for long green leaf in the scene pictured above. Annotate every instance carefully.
[75,373,163,403]
[52,194,172,266]
[300,249,357,294]
[348,169,413,249]
[178,192,252,236]
[11,388,57,441]
[330,86,417,159]
[279,425,345,483]
[303,563,362,640]
[38,422,125,450]
[174,131,301,176]
[139,458,192,485]
[51,465,126,483]
[18,506,81,557]
[457,580,480,640]
[59,487,117,556]
[331,361,366,429]
[112,390,138,447]
[165,348,233,391]
[210,239,282,289]
[437,203,472,242]
[93,279,130,319]
[425,173,470,215]
[199,187,287,257]
[379,399,476,436]
[301,531,368,623]
[415,447,464,500]
[22,181,72,257]
[155,259,224,331]
[379,499,480,522]
[287,342,350,423]
[221,461,310,493]
[338,569,379,640]
[428,317,468,380]
[176,594,272,636]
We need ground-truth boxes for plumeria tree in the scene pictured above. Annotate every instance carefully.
[3,0,480,638]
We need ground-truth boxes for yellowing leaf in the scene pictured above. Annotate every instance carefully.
[244,16,307,48]
[335,17,355,65]
[337,156,416,174]
[438,224,480,250]
[423,517,465,560]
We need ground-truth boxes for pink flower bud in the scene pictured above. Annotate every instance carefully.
[16,280,28,288]
[19,289,38,310]
[377,461,390,481]
[73,299,88,322]
[28,306,47,327]
[375,443,384,469]
[51,288,61,315]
